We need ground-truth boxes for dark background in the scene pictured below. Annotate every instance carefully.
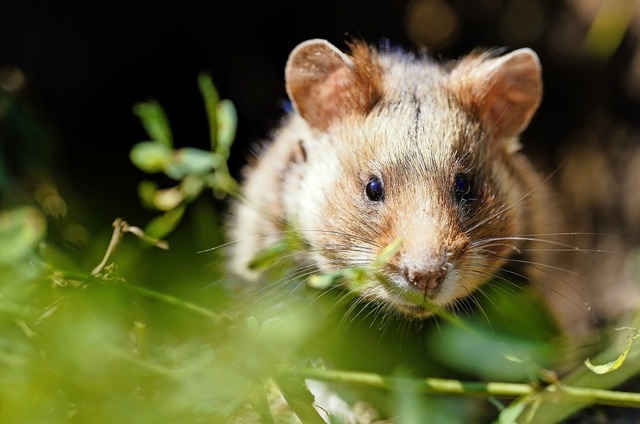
[1,0,639,232]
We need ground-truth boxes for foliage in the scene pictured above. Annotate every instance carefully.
[1,74,640,424]
[129,73,238,239]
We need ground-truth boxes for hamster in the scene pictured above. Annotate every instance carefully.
[226,38,555,322]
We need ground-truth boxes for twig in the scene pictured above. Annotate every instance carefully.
[91,218,169,276]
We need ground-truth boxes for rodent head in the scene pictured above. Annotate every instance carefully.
[282,39,543,318]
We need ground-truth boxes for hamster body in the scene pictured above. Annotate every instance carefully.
[227,39,554,320]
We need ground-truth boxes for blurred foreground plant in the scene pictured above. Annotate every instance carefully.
[2,72,640,424]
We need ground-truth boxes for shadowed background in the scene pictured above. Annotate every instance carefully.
[2,0,639,233]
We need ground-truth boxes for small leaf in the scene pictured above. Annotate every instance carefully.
[0,206,46,264]
[153,187,184,211]
[248,240,289,271]
[372,238,403,267]
[585,327,640,374]
[498,397,529,424]
[246,316,260,334]
[180,174,205,200]
[138,180,158,209]
[165,148,217,180]
[308,272,341,289]
[144,205,185,239]
[211,172,239,199]
[504,354,526,364]
[130,142,172,173]
[198,72,220,151]
[260,317,283,338]
[216,99,237,155]
[133,101,173,147]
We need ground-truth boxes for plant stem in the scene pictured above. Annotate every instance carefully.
[281,367,640,409]
[284,367,533,397]
[55,271,223,322]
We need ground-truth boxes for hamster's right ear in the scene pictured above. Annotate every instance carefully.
[285,39,382,131]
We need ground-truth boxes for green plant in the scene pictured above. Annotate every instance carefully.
[129,73,238,239]
[1,73,640,424]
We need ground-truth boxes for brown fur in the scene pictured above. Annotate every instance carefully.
[227,39,554,326]
[285,40,383,130]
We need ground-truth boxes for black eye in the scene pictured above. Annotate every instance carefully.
[453,173,472,201]
[365,177,385,202]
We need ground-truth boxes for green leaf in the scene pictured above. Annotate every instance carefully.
[133,101,173,147]
[0,206,46,264]
[585,327,640,374]
[180,174,205,200]
[138,180,159,209]
[144,205,185,239]
[498,397,529,424]
[165,148,217,180]
[216,99,237,156]
[211,172,239,199]
[584,0,636,59]
[153,187,184,211]
[372,238,403,267]
[130,142,172,173]
[247,240,289,271]
[246,316,260,334]
[307,272,341,290]
[198,73,220,152]
[259,317,283,338]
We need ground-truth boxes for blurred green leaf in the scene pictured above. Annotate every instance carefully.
[216,99,237,156]
[248,240,289,271]
[429,321,555,382]
[198,73,220,152]
[246,316,260,334]
[144,205,185,239]
[133,101,173,147]
[211,172,239,199]
[0,206,46,264]
[585,327,640,374]
[130,141,172,173]
[259,317,283,339]
[584,0,636,58]
[372,237,403,267]
[165,148,218,180]
[153,186,184,211]
[498,397,529,424]
[179,175,205,200]
[308,272,341,289]
[138,180,159,209]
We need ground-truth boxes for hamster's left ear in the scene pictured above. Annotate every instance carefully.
[450,48,542,140]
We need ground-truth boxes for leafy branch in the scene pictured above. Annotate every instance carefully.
[130,73,238,239]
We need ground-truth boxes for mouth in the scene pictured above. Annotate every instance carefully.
[392,301,434,319]
[359,274,443,318]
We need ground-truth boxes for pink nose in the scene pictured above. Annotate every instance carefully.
[402,266,446,295]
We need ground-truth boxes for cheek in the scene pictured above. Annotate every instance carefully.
[289,151,342,227]
[490,160,528,235]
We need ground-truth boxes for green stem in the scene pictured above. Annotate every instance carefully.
[284,367,532,397]
[113,281,222,322]
[281,367,640,409]
[55,271,222,322]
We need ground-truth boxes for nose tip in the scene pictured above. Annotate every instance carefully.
[402,266,447,295]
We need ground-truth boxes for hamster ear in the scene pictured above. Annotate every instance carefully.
[450,48,542,139]
[285,39,382,131]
